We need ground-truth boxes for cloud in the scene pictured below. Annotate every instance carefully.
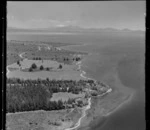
[28,19,78,27]
[56,24,66,27]
[7,16,78,28]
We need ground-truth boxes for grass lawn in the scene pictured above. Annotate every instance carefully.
[51,92,85,102]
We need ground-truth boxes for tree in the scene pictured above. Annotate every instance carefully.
[57,100,64,109]
[6,78,97,113]
[77,100,83,107]
[31,63,37,69]
[67,98,75,104]
[17,78,21,84]
[46,78,49,81]
[40,65,44,70]
[76,57,81,61]
[58,64,62,69]
[17,60,20,65]
[46,67,49,71]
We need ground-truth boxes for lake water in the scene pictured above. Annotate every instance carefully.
[60,36,145,130]
[7,32,145,130]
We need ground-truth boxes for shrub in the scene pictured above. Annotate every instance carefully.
[46,67,49,71]
[31,63,37,69]
[77,100,83,107]
[40,65,44,70]
[76,57,81,61]
[58,64,62,69]
[17,60,20,65]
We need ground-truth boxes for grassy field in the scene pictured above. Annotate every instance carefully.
[7,41,38,65]
[7,40,87,66]
[51,92,85,102]
[7,58,85,80]
[7,40,88,82]
[7,52,22,66]
[6,109,81,130]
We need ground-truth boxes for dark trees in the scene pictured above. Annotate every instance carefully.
[17,60,20,65]
[67,98,75,104]
[31,63,37,69]
[58,64,62,69]
[6,84,52,113]
[46,67,49,71]
[6,78,97,113]
[76,57,81,61]
[40,65,44,70]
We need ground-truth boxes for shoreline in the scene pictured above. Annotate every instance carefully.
[104,92,134,117]
[65,98,91,130]
[76,60,96,82]
[71,57,134,130]
[64,60,113,130]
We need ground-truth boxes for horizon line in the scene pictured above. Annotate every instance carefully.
[7,26,145,32]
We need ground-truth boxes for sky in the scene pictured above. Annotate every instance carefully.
[7,1,146,30]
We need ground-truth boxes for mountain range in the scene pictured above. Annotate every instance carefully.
[7,26,144,34]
